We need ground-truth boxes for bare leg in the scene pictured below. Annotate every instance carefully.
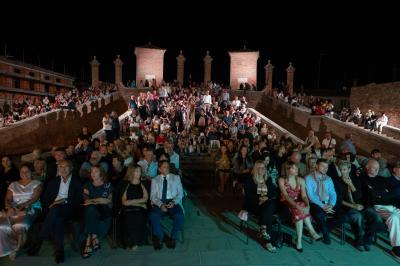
[304,217,320,239]
[295,220,303,249]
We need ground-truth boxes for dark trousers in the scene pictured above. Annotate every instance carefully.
[40,205,77,250]
[105,130,113,143]
[149,205,184,241]
[310,203,345,239]
[83,205,111,238]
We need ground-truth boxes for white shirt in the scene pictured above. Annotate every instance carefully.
[203,94,212,104]
[222,92,230,102]
[103,117,112,130]
[232,99,241,108]
[150,173,183,207]
[322,138,336,149]
[55,175,72,201]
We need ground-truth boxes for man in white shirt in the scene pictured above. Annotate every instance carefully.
[202,90,212,112]
[321,131,337,152]
[375,112,388,134]
[149,160,184,250]
[28,160,83,263]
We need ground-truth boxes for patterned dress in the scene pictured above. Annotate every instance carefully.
[281,178,311,223]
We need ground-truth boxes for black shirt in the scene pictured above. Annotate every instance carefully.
[333,174,363,210]
[361,174,394,206]
[244,177,278,214]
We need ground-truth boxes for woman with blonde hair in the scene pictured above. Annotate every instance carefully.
[120,164,149,250]
[244,161,279,252]
[279,162,321,252]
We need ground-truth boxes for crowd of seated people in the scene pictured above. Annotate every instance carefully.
[1,82,400,263]
[272,89,394,135]
[344,107,389,134]
[0,84,117,127]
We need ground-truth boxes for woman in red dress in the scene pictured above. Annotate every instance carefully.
[279,162,321,252]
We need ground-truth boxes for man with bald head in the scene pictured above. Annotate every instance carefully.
[281,151,307,178]
[361,159,400,260]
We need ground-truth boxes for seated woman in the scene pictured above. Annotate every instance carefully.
[278,162,321,252]
[0,156,20,211]
[81,166,113,258]
[120,164,149,250]
[0,164,42,260]
[215,144,231,193]
[233,145,253,190]
[244,161,279,252]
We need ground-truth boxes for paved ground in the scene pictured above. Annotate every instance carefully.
[1,154,399,265]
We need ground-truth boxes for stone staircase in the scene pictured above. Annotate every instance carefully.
[180,153,216,191]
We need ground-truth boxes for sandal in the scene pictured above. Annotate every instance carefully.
[266,243,277,253]
[81,244,92,259]
[91,236,100,251]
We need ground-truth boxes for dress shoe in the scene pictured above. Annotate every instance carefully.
[55,249,65,264]
[322,236,331,245]
[27,240,43,256]
[167,239,176,249]
[152,237,163,250]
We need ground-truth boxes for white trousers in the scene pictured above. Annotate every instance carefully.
[374,205,400,247]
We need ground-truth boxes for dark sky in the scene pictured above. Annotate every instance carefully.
[1,3,399,94]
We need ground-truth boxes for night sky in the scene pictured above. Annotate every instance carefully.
[1,3,399,95]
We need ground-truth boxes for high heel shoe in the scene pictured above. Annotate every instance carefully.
[294,237,303,252]
[294,246,303,253]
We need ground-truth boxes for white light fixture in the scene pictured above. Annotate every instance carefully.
[145,74,155,80]
[238,77,248,83]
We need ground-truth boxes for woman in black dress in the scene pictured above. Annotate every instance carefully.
[244,160,279,252]
[120,164,149,250]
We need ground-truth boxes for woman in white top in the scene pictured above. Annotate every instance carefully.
[0,164,42,260]
[102,112,112,143]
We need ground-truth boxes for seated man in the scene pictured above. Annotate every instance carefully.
[387,161,400,208]
[305,159,344,245]
[334,160,385,251]
[28,160,83,263]
[361,159,400,260]
[149,160,184,250]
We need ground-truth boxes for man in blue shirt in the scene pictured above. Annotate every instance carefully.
[305,159,344,244]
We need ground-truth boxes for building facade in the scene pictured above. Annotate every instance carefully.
[0,56,75,107]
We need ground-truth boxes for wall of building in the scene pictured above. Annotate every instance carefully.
[228,51,259,90]
[135,47,166,86]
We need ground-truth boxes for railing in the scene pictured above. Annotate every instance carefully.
[248,107,305,145]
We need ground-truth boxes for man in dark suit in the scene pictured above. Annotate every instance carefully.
[28,160,83,263]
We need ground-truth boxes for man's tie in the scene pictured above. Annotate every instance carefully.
[162,175,168,203]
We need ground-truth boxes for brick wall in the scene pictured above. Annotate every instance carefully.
[228,51,259,90]
[350,82,400,128]
[135,47,166,85]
